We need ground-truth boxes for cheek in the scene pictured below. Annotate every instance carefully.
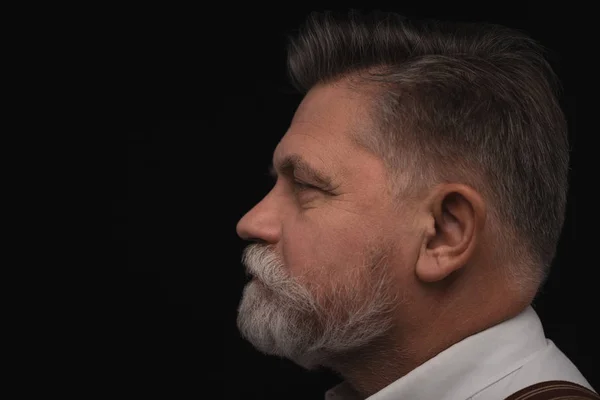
[281,213,383,283]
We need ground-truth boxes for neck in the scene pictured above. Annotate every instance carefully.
[324,324,418,398]
[323,287,527,398]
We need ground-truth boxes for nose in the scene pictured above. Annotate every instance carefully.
[236,193,281,244]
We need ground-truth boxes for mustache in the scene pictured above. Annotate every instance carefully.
[241,244,288,286]
[241,244,317,308]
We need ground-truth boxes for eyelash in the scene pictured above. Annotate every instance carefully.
[293,180,318,192]
[265,173,319,193]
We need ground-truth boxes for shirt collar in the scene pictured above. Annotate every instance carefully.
[325,306,547,400]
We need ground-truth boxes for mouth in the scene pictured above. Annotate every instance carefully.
[244,271,255,285]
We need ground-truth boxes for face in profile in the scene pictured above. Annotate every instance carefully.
[235,83,419,369]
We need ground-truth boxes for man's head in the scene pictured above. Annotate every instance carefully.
[235,10,569,371]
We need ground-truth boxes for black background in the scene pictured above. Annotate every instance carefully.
[113,4,592,399]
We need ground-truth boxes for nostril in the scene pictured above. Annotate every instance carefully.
[243,237,268,245]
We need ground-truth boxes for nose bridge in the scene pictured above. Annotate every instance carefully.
[236,188,282,243]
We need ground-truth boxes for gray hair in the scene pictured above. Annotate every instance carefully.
[286,10,569,289]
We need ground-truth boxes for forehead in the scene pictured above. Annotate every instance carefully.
[273,83,368,165]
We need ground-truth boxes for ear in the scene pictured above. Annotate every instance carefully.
[415,184,486,283]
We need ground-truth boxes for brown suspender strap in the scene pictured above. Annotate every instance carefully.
[504,380,599,400]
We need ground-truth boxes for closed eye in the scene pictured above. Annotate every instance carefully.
[293,180,319,192]
[265,172,319,191]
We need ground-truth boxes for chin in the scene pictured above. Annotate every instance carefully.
[236,277,396,370]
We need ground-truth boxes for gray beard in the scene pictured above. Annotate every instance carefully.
[236,244,400,370]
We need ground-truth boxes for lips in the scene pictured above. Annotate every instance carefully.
[248,274,268,290]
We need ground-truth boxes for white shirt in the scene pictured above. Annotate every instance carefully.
[325,306,596,400]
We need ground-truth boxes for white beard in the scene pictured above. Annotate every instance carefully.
[236,244,400,370]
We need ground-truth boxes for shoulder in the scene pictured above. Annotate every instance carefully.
[472,339,596,399]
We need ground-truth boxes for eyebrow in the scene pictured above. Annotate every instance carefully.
[268,154,335,189]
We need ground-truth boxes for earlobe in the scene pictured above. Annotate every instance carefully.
[415,184,485,283]
[416,251,455,283]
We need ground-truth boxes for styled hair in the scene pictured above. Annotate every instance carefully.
[286,10,569,288]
